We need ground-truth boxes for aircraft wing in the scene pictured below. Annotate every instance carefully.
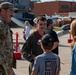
[11,17,25,28]
[57,30,70,37]
[56,24,70,37]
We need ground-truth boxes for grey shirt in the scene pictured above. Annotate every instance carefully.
[32,52,61,75]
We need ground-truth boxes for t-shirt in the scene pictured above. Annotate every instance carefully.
[32,52,61,75]
[70,44,76,75]
[25,25,30,40]
[45,29,59,55]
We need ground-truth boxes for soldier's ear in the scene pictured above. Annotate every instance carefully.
[1,9,6,14]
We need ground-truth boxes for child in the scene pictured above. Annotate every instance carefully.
[70,19,76,75]
[31,34,61,75]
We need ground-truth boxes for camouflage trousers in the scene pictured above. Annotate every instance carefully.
[0,50,15,75]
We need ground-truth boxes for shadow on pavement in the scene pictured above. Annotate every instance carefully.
[59,44,70,47]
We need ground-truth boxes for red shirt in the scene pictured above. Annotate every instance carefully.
[35,30,45,39]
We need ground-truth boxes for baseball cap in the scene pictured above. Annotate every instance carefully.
[47,19,53,26]
[0,2,18,12]
[38,34,54,47]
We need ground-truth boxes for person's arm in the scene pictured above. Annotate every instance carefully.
[56,71,60,75]
[52,42,58,50]
[52,31,59,50]
[22,34,35,62]
[31,72,38,75]
[0,21,6,35]
[31,57,39,75]
[0,21,7,45]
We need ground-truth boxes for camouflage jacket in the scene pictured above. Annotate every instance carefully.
[0,17,15,74]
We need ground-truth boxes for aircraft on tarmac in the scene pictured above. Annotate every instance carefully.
[56,24,70,37]
[1,0,35,25]
[8,17,25,28]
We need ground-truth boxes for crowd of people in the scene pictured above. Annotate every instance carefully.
[0,1,76,75]
[22,15,60,75]
[21,15,76,75]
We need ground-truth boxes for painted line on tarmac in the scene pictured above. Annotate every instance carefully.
[13,42,25,44]
[61,62,70,68]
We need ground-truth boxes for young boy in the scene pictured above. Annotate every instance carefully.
[31,34,61,75]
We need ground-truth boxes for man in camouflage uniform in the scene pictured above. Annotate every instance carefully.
[0,2,16,75]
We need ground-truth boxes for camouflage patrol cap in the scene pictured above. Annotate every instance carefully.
[0,2,18,12]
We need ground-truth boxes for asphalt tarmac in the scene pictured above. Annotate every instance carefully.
[11,28,72,75]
